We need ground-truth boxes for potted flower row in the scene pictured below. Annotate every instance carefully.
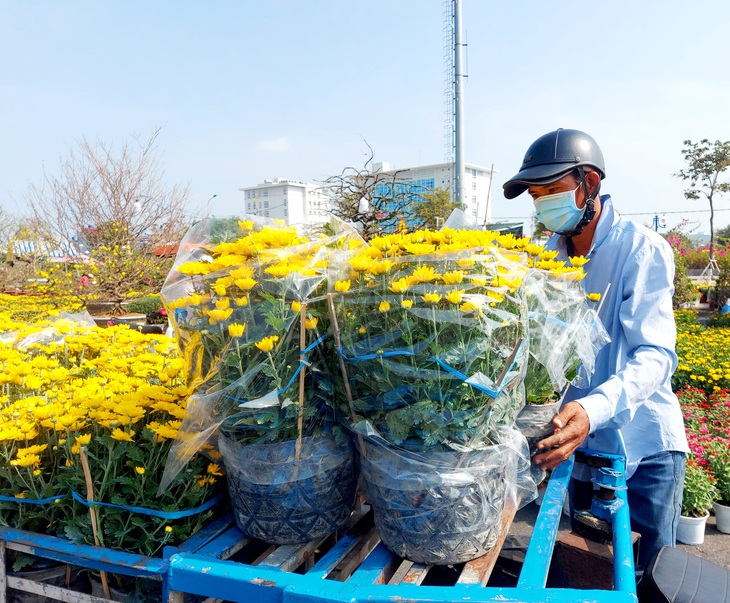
[159,217,607,565]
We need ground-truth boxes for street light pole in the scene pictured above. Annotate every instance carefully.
[652,214,667,232]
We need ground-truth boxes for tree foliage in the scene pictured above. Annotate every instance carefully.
[411,188,464,230]
[23,127,193,299]
[675,139,730,261]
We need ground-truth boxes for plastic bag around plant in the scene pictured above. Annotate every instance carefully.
[157,216,362,494]
[326,231,530,450]
[353,422,535,565]
[521,269,610,404]
[218,430,357,544]
[14,310,97,351]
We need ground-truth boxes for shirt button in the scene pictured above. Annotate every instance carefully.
[589,434,595,438]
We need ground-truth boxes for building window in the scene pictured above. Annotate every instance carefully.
[265,210,270,217]
[263,190,268,197]
[471,169,477,177]
[264,200,269,208]
[472,182,477,190]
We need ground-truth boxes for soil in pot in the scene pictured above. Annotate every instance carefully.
[218,433,357,545]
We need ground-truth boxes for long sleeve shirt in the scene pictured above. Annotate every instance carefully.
[547,195,689,479]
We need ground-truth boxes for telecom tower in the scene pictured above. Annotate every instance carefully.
[443,0,466,205]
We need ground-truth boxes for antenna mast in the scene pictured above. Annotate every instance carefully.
[443,1,466,205]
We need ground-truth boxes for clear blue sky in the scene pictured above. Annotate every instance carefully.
[3,0,730,235]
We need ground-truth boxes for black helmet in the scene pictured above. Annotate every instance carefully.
[503,129,606,199]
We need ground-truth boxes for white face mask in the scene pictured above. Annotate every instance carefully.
[533,184,585,234]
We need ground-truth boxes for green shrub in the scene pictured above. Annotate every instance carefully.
[124,295,163,316]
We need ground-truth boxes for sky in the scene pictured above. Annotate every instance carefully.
[3,0,730,236]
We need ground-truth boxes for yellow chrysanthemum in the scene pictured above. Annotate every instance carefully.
[334,280,351,293]
[305,317,319,330]
[421,292,442,304]
[228,323,246,337]
[446,290,464,304]
[110,428,135,442]
[378,301,391,312]
[255,335,280,352]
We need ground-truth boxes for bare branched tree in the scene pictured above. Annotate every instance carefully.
[23,127,194,299]
[25,127,192,252]
[321,143,422,240]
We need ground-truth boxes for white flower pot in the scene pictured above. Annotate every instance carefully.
[713,502,730,534]
[677,511,709,545]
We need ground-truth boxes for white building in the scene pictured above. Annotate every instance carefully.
[372,161,495,226]
[239,179,330,225]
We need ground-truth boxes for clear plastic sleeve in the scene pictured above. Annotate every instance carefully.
[158,216,361,493]
[354,422,533,564]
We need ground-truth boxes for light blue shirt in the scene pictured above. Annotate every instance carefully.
[548,195,689,479]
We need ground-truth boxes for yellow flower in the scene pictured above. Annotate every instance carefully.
[401,299,413,309]
[228,323,246,337]
[378,301,391,312]
[569,255,590,267]
[207,463,224,476]
[110,428,135,442]
[291,301,302,312]
[441,271,465,285]
[334,280,351,293]
[255,335,280,352]
[409,265,438,284]
[135,466,145,475]
[234,277,257,291]
[446,290,464,304]
[304,317,319,330]
[586,292,601,302]
[358,326,367,334]
[207,308,233,325]
[389,278,410,294]
[421,292,442,304]
[10,454,40,468]
[165,526,173,533]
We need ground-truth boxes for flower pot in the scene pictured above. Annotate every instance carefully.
[677,511,709,545]
[218,433,357,545]
[7,564,84,603]
[714,501,730,534]
[357,433,520,565]
[516,401,560,484]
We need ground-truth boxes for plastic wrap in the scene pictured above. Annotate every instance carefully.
[158,215,361,494]
[328,228,531,451]
[355,422,531,565]
[13,310,97,350]
[219,432,356,544]
[521,269,610,404]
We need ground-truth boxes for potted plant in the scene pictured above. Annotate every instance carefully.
[677,459,718,545]
[0,315,222,600]
[708,442,730,533]
[328,228,590,564]
[158,217,358,545]
[514,259,608,486]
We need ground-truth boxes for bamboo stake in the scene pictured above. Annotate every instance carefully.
[79,446,111,600]
[326,293,366,457]
[295,304,307,462]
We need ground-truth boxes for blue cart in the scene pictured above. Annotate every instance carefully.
[166,450,638,603]
[0,512,234,602]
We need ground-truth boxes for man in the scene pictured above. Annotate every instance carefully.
[503,128,689,567]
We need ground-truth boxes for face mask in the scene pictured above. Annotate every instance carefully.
[534,184,585,234]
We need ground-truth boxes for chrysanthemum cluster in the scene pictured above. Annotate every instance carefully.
[0,312,221,563]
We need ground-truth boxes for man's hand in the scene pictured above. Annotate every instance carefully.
[533,401,590,471]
